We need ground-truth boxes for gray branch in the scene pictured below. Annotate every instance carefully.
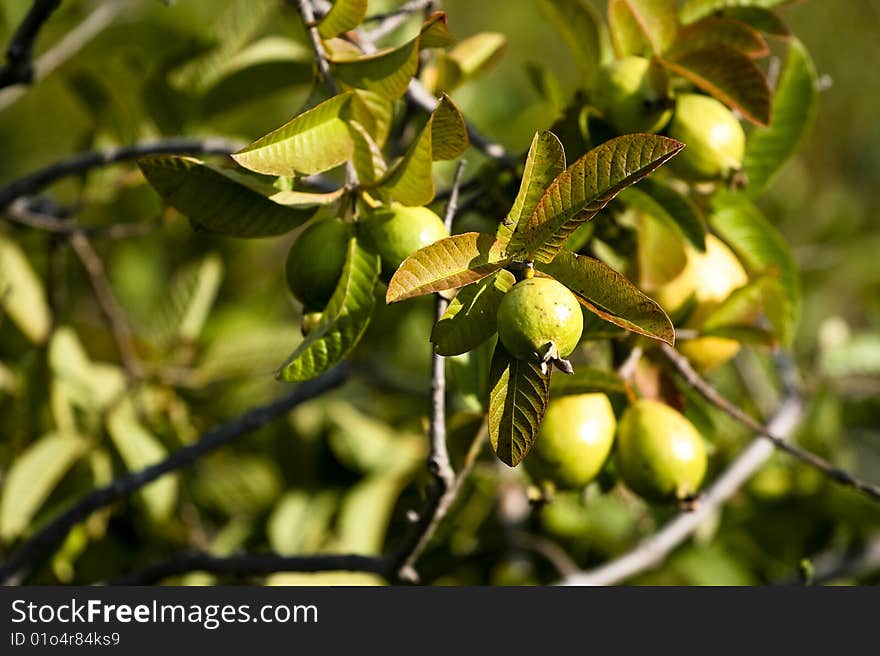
[0,0,63,89]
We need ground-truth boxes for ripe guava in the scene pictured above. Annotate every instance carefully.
[594,56,673,134]
[285,218,352,312]
[667,93,745,182]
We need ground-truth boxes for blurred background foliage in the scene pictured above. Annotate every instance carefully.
[0,0,878,586]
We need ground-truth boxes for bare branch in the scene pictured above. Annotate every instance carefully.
[0,366,349,584]
[295,0,339,95]
[112,551,389,585]
[0,0,63,89]
[661,345,880,502]
[0,138,244,210]
[5,199,157,239]
[361,0,435,43]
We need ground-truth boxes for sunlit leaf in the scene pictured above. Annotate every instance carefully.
[347,120,387,185]
[667,16,769,59]
[508,134,684,263]
[619,178,707,250]
[710,193,800,346]
[434,32,507,92]
[659,45,771,125]
[680,0,795,26]
[374,94,468,205]
[0,433,87,542]
[488,343,551,467]
[497,131,566,250]
[232,92,355,176]
[268,491,338,554]
[107,399,178,522]
[386,232,510,303]
[270,187,346,207]
[743,39,818,197]
[318,0,368,39]
[538,250,675,345]
[150,255,224,345]
[0,233,51,344]
[139,156,316,237]
[608,0,677,57]
[431,270,516,356]
[279,238,381,381]
[539,0,606,85]
[700,274,778,346]
[550,368,627,396]
[350,89,393,147]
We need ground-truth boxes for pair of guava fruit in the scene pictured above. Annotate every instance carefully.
[526,394,707,504]
[594,56,746,182]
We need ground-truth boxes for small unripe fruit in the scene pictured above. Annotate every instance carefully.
[526,393,616,489]
[496,277,583,362]
[360,203,449,279]
[285,218,352,311]
[594,56,673,134]
[617,400,707,503]
[667,94,745,182]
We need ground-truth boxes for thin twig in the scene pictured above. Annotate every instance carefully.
[361,0,435,43]
[68,231,141,380]
[0,0,130,111]
[0,0,63,89]
[6,199,156,239]
[0,366,349,584]
[296,0,338,95]
[560,387,805,586]
[112,551,388,585]
[390,161,468,583]
[509,532,580,578]
[661,345,880,502]
[0,138,243,210]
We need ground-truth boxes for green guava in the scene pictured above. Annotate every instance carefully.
[667,93,746,182]
[594,56,673,134]
[360,203,449,279]
[285,218,352,312]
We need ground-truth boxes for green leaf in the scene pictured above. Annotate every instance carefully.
[497,131,566,250]
[821,333,880,380]
[721,7,789,36]
[268,491,338,554]
[350,89,394,147]
[508,134,684,263]
[0,233,51,344]
[318,0,368,39]
[374,94,468,205]
[347,120,387,185]
[434,32,507,92]
[667,16,769,59]
[550,368,627,396]
[680,0,795,26]
[710,193,800,346]
[151,255,224,345]
[386,232,510,303]
[608,0,678,57]
[488,343,551,467]
[232,92,356,176]
[431,270,516,356]
[416,11,455,50]
[743,39,818,197]
[619,178,707,250]
[107,399,178,522]
[700,274,778,345]
[538,250,675,345]
[139,156,316,237]
[659,45,771,125]
[270,187,346,207]
[0,433,87,542]
[279,238,380,382]
[539,0,605,85]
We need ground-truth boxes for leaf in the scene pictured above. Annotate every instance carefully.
[619,178,707,250]
[710,193,800,346]
[722,7,789,37]
[743,39,818,197]
[431,270,516,356]
[232,92,355,176]
[539,0,605,85]
[318,0,368,39]
[139,156,316,237]
[508,134,684,263]
[374,94,468,205]
[680,0,795,26]
[496,131,566,250]
[417,11,455,50]
[268,491,338,554]
[700,274,778,346]
[0,433,87,542]
[488,344,551,467]
[550,368,627,396]
[107,400,178,522]
[538,250,675,345]
[608,0,678,57]
[659,45,771,125]
[667,16,769,59]
[386,232,510,303]
[151,255,224,345]
[0,233,51,344]
[347,120,387,185]
[350,89,394,147]
[270,187,346,207]
[435,32,507,92]
[279,238,380,381]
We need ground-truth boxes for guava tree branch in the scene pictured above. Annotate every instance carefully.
[0,0,130,112]
[5,199,156,239]
[361,0,436,46]
[0,0,63,89]
[295,0,338,95]
[0,366,350,584]
[112,551,389,585]
[390,161,472,583]
[560,383,805,586]
[661,345,880,502]
[0,138,243,210]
